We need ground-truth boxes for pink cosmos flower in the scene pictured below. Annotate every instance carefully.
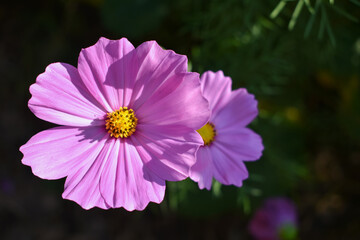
[248,197,298,240]
[20,37,210,211]
[189,71,263,189]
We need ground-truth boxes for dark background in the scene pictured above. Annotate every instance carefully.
[1,0,359,239]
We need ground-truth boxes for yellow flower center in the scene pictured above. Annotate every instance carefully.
[197,122,216,146]
[105,107,138,138]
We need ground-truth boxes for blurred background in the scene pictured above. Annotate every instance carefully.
[1,0,359,239]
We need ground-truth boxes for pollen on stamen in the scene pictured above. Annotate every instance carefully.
[197,122,216,146]
[105,107,138,138]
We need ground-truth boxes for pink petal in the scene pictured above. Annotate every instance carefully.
[212,88,258,129]
[77,37,135,111]
[128,41,188,110]
[200,71,232,117]
[249,209,277,240]
[20,126,108,180]
[189,147,214,190]
[99,139,165,211]
[264,198,298,228]
[131,124,203,181]
[29,63,106,127]
[136,72,210,130]
[62,138,114,210]
[215,127,264,161]
[210,143,249,187]
[249,198,297,240]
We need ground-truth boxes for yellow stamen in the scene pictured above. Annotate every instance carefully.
[197,122,216,146]
[105,107,138,138]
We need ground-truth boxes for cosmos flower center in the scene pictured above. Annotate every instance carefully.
[197,122,216,146]
[105,107,138,138]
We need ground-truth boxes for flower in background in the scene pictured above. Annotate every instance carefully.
[189,71,263,189]
[249,197,298,240]
[20,37,210,211]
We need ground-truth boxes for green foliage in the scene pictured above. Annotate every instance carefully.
[270,0,360,46]
[101,0,168,39]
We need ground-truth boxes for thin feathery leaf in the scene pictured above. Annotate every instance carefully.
[304,0,315,14]
[304,0,321,38]
[270,1,287,19]
[331,4,359,22]
[350,0,360,7]
[318,5,326,40]
[289,0,305,30]
[322,4,336,46]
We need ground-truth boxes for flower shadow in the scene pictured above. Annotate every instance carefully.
[103,48,135,91]
[74,118,107,143]
[134,126,200,184]
[58,64,104,113]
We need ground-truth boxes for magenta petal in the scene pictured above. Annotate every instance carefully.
[216,127,264,161]
[264,198,298,228]
[62,138,113,210]
[249,208,277,239]
[29,63,106,127]
[213,88,258,129]
[131,124,203,181]
[128,41,188,109]
[200,71,232,117]
[249,197,298,240]
[99,139,165,211]
[210,144,249,187]
[20,126,107,180]
[78,37,135,111]
[136,72,210,130]
[189,147,214,190]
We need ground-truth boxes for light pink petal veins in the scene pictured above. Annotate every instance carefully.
[200,70,232,118]
[189,147,214,190]
[29,63,106,127]
[20,126,108,180]
[77,37,135,111]
[128,41,187,109]
[62,137,113,210]
[213,88,259,129]
[98,139,165,211]
[210,142,249,187]
[132,124,203,182]
[137,72,209,130]
[215,127,264,161]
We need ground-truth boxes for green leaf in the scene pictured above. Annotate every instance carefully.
[237,189,251,214]
[331,4,359,23]
[322,5,336,46]
[350,0,360,7]
[212,180,222,197]
[270,0,287,19]
[304,0,315,14]
[288,0,305,30]
[304,0,321,38]
[318,4,326,40]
